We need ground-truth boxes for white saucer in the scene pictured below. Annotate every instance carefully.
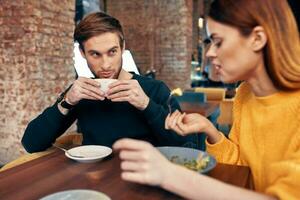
[65,145,112,163]
[40,189,110,200]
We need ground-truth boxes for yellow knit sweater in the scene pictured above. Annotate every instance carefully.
[206,82,300,200]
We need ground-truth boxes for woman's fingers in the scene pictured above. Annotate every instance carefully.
[165,111,191,135]
[168,111,183,129]
[171,125,185,136]
[113,138,152,151]
[177,113,189,128]
[121,172,146,184]
[114,138,169,186]
[119,150,147,161]
[166,110,177,128]
[121,161,143,171]
[165,110,187,134]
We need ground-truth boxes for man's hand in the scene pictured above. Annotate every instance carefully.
[65,77,105,105]
[106,80,150,110]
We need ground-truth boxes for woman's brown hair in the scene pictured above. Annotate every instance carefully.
[74,12,124,51]
[209,0,300,90]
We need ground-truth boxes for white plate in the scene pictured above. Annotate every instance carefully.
[40,189,110,200]
[65,145,112,163]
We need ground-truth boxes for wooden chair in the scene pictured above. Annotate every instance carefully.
[0,150,55,171]
[175,91,207,103]
[194,87,226,101]
[55,132,83,148]
[0,132,82,172]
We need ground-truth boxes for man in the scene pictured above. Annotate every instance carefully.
[22,12,189,153]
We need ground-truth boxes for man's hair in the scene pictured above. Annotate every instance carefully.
[209,0,300,90]
[74,12,125,51]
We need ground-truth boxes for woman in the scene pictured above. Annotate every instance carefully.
[113,0,300,199]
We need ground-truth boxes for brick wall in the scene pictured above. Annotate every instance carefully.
[0,0,75,165]
[107,0,193,90]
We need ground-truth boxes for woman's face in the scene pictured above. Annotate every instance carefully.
[206,18,262,83]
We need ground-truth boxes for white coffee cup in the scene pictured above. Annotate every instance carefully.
[94,79,117,93]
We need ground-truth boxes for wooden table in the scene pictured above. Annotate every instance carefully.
[180,101,219,117]
[0,150,253,200]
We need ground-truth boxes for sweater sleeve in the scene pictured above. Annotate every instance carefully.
[21,103,77,153]
[264,122,300,199]
[141,82,191,146]
[206,83,248,165]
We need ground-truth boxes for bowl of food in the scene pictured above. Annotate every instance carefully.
[157,146,216,173]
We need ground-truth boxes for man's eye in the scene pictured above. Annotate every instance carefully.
[109,49,117,55]
[91,52,99,57]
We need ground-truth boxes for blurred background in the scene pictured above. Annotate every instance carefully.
[0,0,299,166]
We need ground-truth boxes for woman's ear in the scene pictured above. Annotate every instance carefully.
[250,26,267,52]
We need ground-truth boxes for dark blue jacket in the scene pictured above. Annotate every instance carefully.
[22,73,190,153]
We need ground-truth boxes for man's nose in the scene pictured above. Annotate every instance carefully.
[102,56,111,70]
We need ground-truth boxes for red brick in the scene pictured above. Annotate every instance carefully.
[0,0,75,164]
[107,0,193,89]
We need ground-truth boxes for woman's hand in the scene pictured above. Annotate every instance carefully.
[165,110,221,143]
[113,138,173,186]
[165,110,211,135]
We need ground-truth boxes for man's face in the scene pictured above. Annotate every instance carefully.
[80,32,124,79]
